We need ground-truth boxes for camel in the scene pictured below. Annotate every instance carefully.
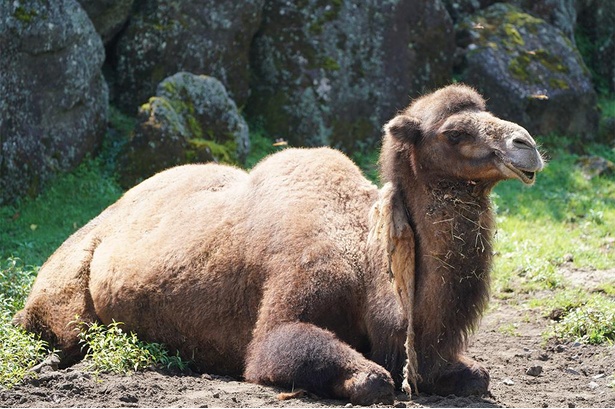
[14,84,544,405]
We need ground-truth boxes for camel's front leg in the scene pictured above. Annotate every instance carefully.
[244,322,395,405]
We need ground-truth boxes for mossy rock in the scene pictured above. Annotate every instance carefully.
[456,3,598,139]
[118,72,249,188]
[246,0,455,151]
[0,0,108,205]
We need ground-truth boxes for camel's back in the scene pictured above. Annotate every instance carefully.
[89,148,377,279]
[247,147,377,233]
[241,148,378,271]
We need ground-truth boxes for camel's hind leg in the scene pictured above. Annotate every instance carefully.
[244,322,395,405]
[13,235,101,366]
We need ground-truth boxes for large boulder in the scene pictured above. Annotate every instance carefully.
[118,72,249,188]
[0,0,108,204]
[456,3,598,140]
[77,0,134,45]
[445,1,576,41]
[113,0,264,113]
[246,0,455,150]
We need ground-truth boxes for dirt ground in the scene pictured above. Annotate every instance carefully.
[1,269,614,408]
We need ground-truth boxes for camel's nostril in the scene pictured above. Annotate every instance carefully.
[512,138,533,150]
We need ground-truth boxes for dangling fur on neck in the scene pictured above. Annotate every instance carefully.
[368,183,420,394]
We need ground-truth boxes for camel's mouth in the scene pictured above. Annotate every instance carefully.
[520,170,536,184]
[495,150,542,185]
[503,162,537,185]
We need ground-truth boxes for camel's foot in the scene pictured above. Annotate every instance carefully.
[420,356,489,397]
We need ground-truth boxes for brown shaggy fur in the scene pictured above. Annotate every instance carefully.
[14,84,543,404]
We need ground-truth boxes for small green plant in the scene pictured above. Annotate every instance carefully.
[548,294,615,345]
[0,312,49,388]
[78,320,189,375]
[0,257,38,312]
[0,258,51,388]
[498,323,520,337]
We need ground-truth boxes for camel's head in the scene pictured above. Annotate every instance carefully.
[382,84,544,187]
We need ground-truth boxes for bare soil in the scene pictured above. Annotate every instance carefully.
[2,269,614,408]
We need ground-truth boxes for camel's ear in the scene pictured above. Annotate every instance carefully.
[384,115,422,144]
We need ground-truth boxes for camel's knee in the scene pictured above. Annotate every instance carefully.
[245,322,394,405]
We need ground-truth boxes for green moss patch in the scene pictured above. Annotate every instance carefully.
[186,138,237,164]
[14,6,38,24]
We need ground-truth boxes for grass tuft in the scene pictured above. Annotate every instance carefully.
[0,259,49,388]
[78,320,189,375]
[0,314,49,388]
[547,293,615,345]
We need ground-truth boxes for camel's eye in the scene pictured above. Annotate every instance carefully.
[444,130,471,144]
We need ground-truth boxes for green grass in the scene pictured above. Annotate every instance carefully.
[244,127,284,169]
[599,97,615,118]
[352,146,381,185]
[491,143,615,293]
[0,157,122,266]
[0,107,134,266]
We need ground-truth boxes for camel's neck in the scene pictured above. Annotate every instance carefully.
[402,177,494,376]
[378,137,495,377]
[404,178,495,287]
